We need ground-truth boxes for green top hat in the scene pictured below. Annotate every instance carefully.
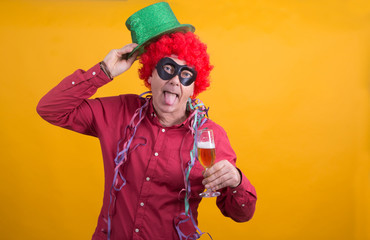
[125,2,195,58]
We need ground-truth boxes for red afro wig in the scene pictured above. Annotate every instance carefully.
[138,31,213,98]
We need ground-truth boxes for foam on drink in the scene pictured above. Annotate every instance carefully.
[197,141,215,149]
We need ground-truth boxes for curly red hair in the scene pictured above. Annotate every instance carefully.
[138,31,213,98]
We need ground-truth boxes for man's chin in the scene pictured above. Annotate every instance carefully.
[159,104,177,113]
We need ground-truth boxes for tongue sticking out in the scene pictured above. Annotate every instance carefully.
[164,91,178,105]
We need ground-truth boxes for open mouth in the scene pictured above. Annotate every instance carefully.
[164,91,179,97]
[163,91,179,105]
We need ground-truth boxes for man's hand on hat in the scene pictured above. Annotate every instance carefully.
[102,43,139,78]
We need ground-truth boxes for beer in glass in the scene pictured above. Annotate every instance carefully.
[197,129,220,197]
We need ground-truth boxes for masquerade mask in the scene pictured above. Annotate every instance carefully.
[155,57,197,86]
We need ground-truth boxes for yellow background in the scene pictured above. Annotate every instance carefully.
[0,0,369,239]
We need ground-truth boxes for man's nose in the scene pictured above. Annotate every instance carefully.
[168,74,181,86]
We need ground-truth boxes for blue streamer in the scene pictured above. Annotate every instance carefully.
[175,98,213,240]
[107,95,150,240]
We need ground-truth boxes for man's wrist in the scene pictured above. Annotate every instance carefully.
[232,168,242,188]
[100,61,113,80]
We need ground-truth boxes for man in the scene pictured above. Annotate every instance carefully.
[37,2,256,240]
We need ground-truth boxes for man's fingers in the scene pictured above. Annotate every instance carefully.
[204,172,234,190]
[202,166,230,186]
[203,161,225,178]
[126,51,140,64]
[211,178,237,191]
[102,43,140,78]
[116,43,138,55]
[202,160,241,190]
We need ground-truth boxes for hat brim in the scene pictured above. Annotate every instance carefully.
[127,24,195,59]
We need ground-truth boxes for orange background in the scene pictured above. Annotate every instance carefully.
[0,0,369,239]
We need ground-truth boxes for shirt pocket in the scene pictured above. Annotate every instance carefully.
[153,149,185,192]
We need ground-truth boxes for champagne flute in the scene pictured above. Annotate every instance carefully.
[197,129,221,198]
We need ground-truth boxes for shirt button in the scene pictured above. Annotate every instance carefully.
[135,228,140,233]
[72,81,75,85]
[154,152,159,156]
[241,204,245,207]
[92,71,96,75]
[140,202,144,207]
[146,177,150,181]
[161,129,165,132]
[233,190,237,194]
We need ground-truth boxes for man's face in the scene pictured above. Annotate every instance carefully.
[148,56,195,121]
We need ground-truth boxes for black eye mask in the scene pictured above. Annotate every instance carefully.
[155,57,197,86]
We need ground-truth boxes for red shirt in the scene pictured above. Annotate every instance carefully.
[37,63,257,240]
